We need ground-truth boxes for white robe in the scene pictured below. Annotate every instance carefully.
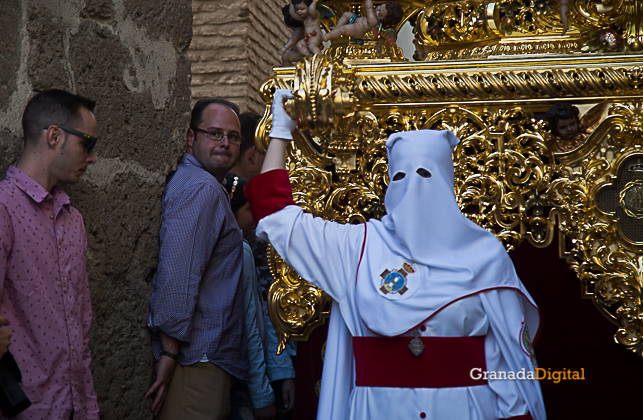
[257,205,546,420]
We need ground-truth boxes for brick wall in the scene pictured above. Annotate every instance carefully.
[190,0,290,113]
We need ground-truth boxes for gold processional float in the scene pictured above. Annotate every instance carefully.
[255,0,643,358]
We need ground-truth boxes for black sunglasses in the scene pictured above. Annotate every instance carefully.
[44,125,98,152]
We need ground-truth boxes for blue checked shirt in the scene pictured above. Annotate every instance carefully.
[148,153,248,380]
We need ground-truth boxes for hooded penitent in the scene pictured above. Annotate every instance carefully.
[247,128,545,420]
[355,130,530,336]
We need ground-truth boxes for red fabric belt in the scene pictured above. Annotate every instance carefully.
[353,335,487,388]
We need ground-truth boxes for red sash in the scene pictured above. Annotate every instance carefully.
[353,335,487,388]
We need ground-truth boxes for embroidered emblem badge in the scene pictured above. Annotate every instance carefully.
[380,262,415,295]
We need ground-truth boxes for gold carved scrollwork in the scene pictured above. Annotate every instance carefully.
[287,55,337,132]
[284,54,354,134]
[410,0,643,58]
[266,244,331,354]
[546,102,643,356]
[414,0,570,58]
[417,106,557,251]
[326,42,408,63]
[354,58,643,105]
[260,7,643,356]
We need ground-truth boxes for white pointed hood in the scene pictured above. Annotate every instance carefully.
[355,130,534,337]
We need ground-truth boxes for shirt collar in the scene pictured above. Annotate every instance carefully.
[180,153,203,169]
[5,166,70,206]
[180,153,227,189]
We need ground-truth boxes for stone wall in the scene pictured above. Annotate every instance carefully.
[190,0,290,113]
[0,1,192,418]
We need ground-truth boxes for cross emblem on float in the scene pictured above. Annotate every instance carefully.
[380,262,416,295]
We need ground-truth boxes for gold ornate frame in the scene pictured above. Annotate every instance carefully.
[259,0,643,355]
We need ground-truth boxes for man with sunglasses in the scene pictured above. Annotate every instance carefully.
[0,89,99,419]
[146,98,248,419]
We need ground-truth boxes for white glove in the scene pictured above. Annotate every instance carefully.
[269,89,297,141]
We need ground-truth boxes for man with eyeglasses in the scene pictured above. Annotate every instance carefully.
[146,98,248,419]
[0,89,100,419]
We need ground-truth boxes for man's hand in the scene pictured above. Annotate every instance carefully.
[281,378,296,413]
[254,403,277,420]
[0,317,11,358]
[269,89,296,141]
[144,355,177,416]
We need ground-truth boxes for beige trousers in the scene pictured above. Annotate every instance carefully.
[157,362,232,420]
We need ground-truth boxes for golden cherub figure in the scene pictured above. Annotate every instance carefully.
[545,102,607,153]
[279,0,325,66]
[321,0,403,43]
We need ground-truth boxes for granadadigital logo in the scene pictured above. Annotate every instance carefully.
[470,368,585,384]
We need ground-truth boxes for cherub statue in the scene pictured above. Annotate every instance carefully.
[279,0,332,65]
[279,3,306,66]
[295,0,324,56]
[321,0,403,45]
[545,101,607,153]
[558,0,569,35]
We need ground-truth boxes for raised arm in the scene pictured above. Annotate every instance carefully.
[261,90,296,173]
[247,90,365,301]
[364,0,379,29]
[280,27,305,56]
[308,0,320,18]
[289,4,300,21]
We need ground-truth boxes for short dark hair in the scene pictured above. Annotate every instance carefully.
[239,112,261,155]
[190,98,240,130]
[22,89,96,145]
[381,0,403,26]
[545,103,580,136]
[224,172,249,214]
[282,4,304,27]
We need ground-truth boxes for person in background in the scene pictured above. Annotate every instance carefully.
[146,98,248,420]
[235,112,297,419]
[229,112,265,180]
[224,172,296,420]
[0,89,100,419]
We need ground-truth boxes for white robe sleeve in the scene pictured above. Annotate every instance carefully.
[256,205,366,302]
[480,289,546,420]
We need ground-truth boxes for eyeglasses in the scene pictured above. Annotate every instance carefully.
[44,125,98,152]
[192,127,242,145]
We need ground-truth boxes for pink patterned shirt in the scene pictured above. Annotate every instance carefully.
[0,166,99,420]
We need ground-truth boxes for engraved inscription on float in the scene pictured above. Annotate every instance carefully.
[620,180,643,219]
